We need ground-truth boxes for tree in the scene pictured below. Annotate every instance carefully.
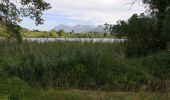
[131,0,170,49]
[104,23,110,35]
[162,9,170,46]
[118,0,170,56]
[142,0,170,49]
[126,14,158,56]
[0,0,51,42]
[49,30,57,37]
[111,14,157,57]
[71,30,75,34]
[58,29,65,37]
[111,20,128,38]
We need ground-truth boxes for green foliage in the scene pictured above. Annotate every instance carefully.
[112,14,159,57]
[0,41,170,92]
[125,14,158,57]
[162,10,170,44]
[58,29,65,37]
[109,0,170,57]
[0,23,22,42]
[142,0,170,50]
[111,20,128,38]
[21,30,114,38]
[0,0,51,25]
[49,30,57,37]
[0,0,51,42]
[0,24,5,36]
[142,0,170,12]
[1,41,125,90]
[124,51,170,91]
[0,72,167,100]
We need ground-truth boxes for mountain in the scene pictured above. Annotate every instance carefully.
[52,25,105,33]
[53,25,73,32]
[93,25,105,33]
[72,25,96,33]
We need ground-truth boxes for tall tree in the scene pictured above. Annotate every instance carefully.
[0,0,51,42]
[142,0,170,49]
[111,14,157,57]
[131,0,170,49]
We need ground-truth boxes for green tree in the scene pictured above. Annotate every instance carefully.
[49,30,57,37]
[0,0,51,42]
[104,23,110,35]
[131,0,170,49]
[111,20,128,38]
[142,0,170,49]
[112,14,157,57]
[126,14,157,57]
[58,29,65,37]
[111,0,170,56]
[162,9,170,46]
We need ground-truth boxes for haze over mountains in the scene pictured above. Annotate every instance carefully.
[53,25,105,33]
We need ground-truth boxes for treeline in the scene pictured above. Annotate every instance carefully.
[108,12,170,57]
[105,0,170,57]
[49,29,113,38]
[21,29,114,38]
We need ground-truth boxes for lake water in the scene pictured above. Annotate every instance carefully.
[23,38,125,43]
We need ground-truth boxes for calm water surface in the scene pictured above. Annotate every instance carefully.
[23,38,125,43]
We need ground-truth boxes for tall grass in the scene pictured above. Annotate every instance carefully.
[0,40,170,92]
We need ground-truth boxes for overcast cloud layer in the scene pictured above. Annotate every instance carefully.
[20,0,146,31]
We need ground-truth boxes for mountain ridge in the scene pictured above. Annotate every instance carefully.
[52,25,105,33]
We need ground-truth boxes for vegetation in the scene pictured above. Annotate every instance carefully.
[142,0,170,44]
[0,41,170,91]
[110,12,170,57]
[106,0,170,57]
[21,29,114,38]
[21,29,53,38]
[0,0,170,99]
[111,13,157,57]
[0,0,51,42]
[0,40,170,99]
[0,73,168,100]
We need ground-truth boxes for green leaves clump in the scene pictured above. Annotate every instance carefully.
[0,0,51,42]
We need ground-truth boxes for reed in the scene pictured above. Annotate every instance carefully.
[0,41,170,92]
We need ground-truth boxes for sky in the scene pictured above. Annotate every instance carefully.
[20,0,146,31]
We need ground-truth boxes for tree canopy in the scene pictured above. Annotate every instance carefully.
[142,0,170,12]
[112,0,170,57]
[0,0,51,42]
[110,0,170,56]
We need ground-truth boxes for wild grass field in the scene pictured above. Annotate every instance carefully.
[0,40,170,99]
[0,0,170,99]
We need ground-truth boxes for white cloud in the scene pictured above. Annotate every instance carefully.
[44,0,145,25]
[20,0,146,30]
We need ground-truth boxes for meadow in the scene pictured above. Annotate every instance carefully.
[0,40,170,99]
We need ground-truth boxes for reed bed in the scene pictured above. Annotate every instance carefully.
[0,41,170,92]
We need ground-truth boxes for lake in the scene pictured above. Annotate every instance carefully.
[23,38,125,43]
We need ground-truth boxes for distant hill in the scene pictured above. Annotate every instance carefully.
[53,25,73,32]
[93,25,105,33]
[52,25,105,33]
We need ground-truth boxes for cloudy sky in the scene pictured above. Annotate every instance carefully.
[20,0,146,31]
